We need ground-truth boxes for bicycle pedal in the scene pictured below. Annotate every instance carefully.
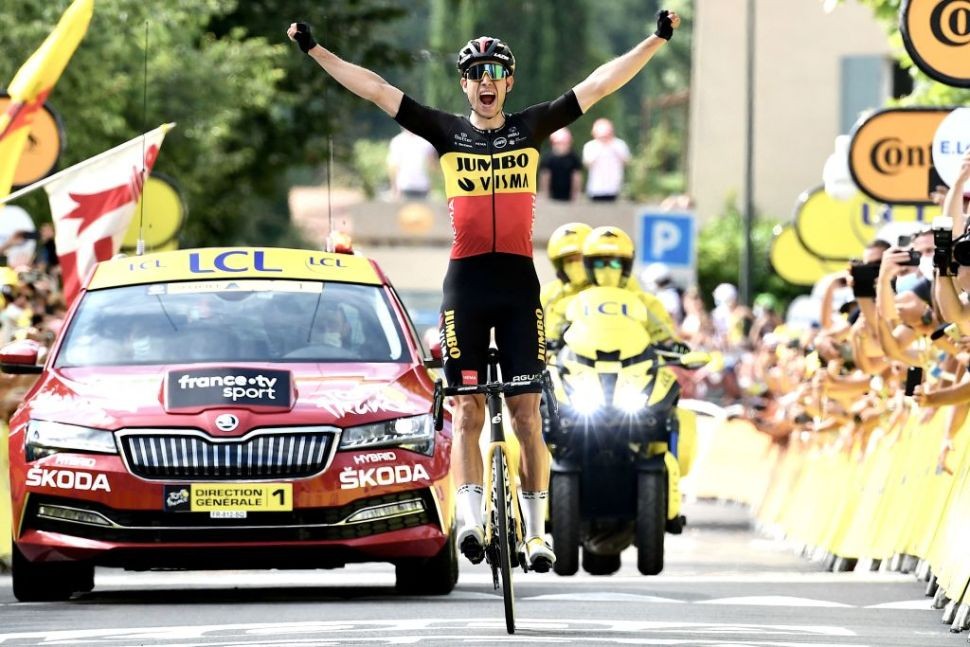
[459,536,485,565]
[530,556,553,574]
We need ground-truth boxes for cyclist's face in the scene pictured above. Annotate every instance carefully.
[461,65,513,120]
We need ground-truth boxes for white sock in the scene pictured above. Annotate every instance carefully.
[520,491,548,539]
[456,483,484,529]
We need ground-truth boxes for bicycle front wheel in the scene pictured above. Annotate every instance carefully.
[492,448,516,634]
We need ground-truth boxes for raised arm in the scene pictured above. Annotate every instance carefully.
[946,151,970,235]
[572,11,681,113]
[287,23,404,117]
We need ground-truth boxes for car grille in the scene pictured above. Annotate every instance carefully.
[118,428,339,480]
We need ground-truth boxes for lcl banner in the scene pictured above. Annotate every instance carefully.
[900,0,970,88]
[848,107,950,205]
[793,186,941,262]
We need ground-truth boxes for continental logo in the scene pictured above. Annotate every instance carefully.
[902,0,970,88]
[848,108,949,204]
[443,309,461,359]
[442,149,540,197]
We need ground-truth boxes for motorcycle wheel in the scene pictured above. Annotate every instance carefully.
[551,472,580,576]
[582,549,621,575]
[635,471,666,576]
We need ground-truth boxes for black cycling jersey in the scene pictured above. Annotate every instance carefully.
[395,91,583,259]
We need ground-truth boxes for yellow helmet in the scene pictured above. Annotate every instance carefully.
[582,226,634,287]
[547,222,592,261]
[547,222,592,285]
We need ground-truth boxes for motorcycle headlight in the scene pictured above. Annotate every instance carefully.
[615,388,647,415]
[339,414,435,455]
[571,389,604,416]
[25,420,118,461]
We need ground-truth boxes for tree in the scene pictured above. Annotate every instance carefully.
[0,0,414,248]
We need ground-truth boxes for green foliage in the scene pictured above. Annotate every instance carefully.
[696,197,809,309]
[350,139,391,200]
[1,0,412,248]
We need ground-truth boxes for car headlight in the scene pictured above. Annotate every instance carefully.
[25,420,118,461]
[339,414,435,455]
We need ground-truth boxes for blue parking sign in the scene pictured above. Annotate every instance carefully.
[637,211,695,268]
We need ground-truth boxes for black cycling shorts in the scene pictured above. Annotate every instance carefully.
[439,253,545,395]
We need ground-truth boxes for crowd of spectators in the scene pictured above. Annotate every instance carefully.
[661,152,970,474]
[0,220,65,417]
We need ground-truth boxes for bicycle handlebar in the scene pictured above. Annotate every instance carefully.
[442,378,544,397]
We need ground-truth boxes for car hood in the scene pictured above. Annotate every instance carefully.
[26,363,433,433]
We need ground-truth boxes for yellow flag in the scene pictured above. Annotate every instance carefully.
[0,0,94,198]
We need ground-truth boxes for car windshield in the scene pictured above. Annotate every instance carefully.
[54,280,409,367]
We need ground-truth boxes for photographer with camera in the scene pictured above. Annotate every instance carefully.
[932,151,970,332]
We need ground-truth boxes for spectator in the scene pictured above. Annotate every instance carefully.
[679,286,714,348]
[386,127,438,200]
[539,127,583,202]
[641,262,683,325]
[582,118,630,202]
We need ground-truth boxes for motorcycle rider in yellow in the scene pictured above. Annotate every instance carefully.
[541,223,593,326]
[546,226,679,347]
[553,226,698,486]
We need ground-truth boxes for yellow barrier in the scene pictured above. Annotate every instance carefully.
[1,422,10,570]
[701,402,970,612]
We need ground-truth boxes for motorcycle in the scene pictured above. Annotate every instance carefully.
[544,286,707,576]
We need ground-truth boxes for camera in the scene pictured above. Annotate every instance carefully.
[900,249,921,267]
[849,261,880,298]
[932,216,958,275]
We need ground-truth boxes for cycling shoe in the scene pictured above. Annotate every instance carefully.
[520,536,555,573]
[456,524,485,565]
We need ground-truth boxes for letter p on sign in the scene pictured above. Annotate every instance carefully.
[637,211,695,268]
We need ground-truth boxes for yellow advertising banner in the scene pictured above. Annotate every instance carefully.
[901,0,970,88]
[770,224,847,286]
[848,107,949,205]
[121,174,185,252]
[794,187,941,261]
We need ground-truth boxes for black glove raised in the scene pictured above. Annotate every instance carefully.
[293,22,317,54]
[654,9,674,41]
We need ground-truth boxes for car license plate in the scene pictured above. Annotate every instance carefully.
[164,483,293,512]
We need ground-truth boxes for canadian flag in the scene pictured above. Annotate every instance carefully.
[43,124,173,305]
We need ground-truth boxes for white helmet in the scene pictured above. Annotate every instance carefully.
[713,283,738,306]
[641,262,671,288]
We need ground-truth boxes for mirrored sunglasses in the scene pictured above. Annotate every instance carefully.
[592,258,623,270]
[464,62,510,81]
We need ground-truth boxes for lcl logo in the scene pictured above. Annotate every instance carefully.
[901,0,970,88]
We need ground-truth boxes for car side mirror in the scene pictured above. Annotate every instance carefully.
[0,340,44,374]
[422,326,443,368]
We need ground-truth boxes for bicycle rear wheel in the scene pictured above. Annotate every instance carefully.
[492,448,516,634]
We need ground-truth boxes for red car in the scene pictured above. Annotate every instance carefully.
[2,247,455,601]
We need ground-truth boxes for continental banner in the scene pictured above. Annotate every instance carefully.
[848,107,950,205]
[0,94,62,189]
[901,0,970,88]
[793,186,941,261]
[769,225,846,286]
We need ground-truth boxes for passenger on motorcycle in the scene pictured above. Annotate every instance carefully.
[547,226,682,350]
[542,223,593,343]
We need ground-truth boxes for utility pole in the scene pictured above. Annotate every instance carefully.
[741,0,756,307]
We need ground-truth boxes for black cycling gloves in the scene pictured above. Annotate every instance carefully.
[655,10,674,41]
[293,22,317,54]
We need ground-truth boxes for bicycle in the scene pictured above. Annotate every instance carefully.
[432,348,558,634]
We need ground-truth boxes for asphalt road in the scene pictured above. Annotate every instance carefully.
[0,501,962,646]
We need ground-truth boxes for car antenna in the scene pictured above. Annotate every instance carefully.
[136,20,149,257]
[323,16,336,253]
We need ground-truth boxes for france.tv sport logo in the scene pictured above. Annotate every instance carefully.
[167,367,292,409]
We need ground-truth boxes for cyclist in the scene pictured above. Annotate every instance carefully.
[542,222,592,342]
[288,11,681,571]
